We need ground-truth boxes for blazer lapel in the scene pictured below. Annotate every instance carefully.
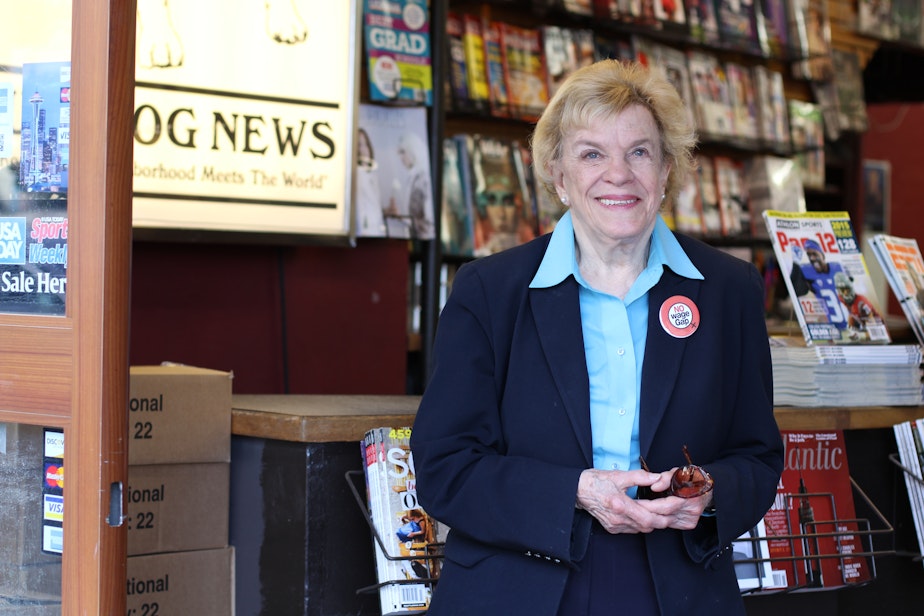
[639,271,703,456]
[530,278,594,466]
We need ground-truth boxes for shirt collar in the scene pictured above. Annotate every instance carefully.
[530,211,704,290]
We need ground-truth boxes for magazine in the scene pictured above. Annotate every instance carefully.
[687,50,736,138]
[440,137,475,258]
[464,134,536,257]
[744,156,805,238]
[764,210,890,345]
[733,519,775,592]
[499,23,549,122]
[356,104,434,240]
[752,66,791,148]
[363,426,444,615]
[714,156,747,236]
[696,155,723,237]
[363,0,432,105]
[715,0,763,53]
[894,420,924,563]
[762,430,874,591]
[788,100,825,191]
[632,37,697,131]
[868,233,924,347]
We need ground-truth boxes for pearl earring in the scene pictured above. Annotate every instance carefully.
[561,195,569,206]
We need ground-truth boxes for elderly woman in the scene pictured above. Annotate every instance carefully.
[411,60,783,615]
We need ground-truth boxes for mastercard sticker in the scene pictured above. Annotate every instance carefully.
[659,295,700,339]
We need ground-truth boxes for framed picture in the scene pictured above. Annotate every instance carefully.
[132,0,361,243]
[862,159,890,232]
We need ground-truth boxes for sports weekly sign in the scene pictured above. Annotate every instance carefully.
[132,0,361,239]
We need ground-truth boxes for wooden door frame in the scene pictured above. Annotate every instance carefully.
[0,0,135,613]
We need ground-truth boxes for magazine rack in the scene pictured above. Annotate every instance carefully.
[735,476,894,595]
[345,470,444,614]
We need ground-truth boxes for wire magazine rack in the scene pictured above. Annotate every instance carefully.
[345,470,444,615]
[348,470,894,602]
[734,476,894,595]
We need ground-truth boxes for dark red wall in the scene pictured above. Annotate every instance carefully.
[862,103,924,314]
[128,238,410,395]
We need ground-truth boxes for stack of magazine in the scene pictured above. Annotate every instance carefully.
[764,210,923,407]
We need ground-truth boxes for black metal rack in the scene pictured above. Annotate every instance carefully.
[345,469,444,615]
[734,476,895,595]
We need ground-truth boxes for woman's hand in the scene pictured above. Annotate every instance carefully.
[576,468,713,533]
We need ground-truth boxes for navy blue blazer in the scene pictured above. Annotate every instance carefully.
[411,231,784,615]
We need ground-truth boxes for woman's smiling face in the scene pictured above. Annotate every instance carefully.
[553,104,671,252]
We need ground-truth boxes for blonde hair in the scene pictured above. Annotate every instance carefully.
[531,59,697,208]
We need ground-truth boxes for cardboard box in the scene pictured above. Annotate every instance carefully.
[127,463,229,556]
[128,365,232,465]
[127,547,234,616]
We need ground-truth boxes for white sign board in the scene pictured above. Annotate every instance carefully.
[132,0,360,240]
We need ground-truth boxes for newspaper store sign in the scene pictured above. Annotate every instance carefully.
[132,0,360,239]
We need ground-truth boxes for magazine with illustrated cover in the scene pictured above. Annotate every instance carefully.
[762,430,875,591]
[363,0,432,105]
[687,50,736,138]
[763,209,890,345]
[868,233,924,347]
[464,135,536,256]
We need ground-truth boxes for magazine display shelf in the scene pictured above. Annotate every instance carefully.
[737,476,894,595]
[346,469,444,614]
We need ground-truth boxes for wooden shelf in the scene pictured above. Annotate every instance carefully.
[231,395,921,444]
[774,406,923,431]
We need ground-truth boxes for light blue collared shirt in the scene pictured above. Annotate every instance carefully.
[530,211,703,495]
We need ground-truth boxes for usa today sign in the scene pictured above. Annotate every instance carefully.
[132,0,361,241]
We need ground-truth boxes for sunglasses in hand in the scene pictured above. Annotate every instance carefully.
[637,445,715,499]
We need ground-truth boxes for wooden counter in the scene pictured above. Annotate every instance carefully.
[231,394,420,442]
[231,394,924,442]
